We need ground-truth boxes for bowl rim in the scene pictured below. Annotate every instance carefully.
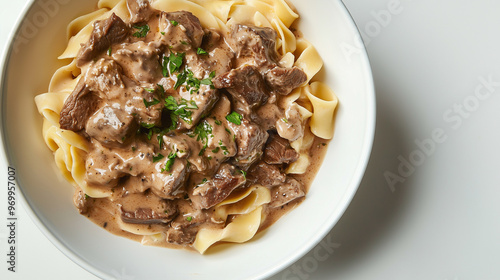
[0,0,376,279]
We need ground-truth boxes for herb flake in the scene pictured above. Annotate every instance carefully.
[132,24,150,38]
[143,98,160,108]
[153,154,164,163]
[226,111,243,125]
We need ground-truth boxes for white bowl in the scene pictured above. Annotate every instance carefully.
[0,0,375,279]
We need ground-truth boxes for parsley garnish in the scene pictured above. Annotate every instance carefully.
[143,98,160,108]
[201,71,216,88]
[153,154,164,163]
[164,96,198,125]
[174,71,187,90]
[170,20,179,26]
[132,24,150,38]
[193,120,213,144]
[140,123,156,129]
[197,48,208,55]
[212,147,220,153]
[218,140,229,155]
[186,216,193,222]
[107,47,112,56]
[282,118,289,123]
[239,170,247,178]
[161,31,165,35]
[157,84,165,98]
[162,52,185,77]
[161,152,177,172]
[226,111,243,125]
[190,120,213,155]
[175,70,215,93]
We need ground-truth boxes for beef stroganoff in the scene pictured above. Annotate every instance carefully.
[35,0,338,253]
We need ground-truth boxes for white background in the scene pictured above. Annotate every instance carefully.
[1,0,500,279]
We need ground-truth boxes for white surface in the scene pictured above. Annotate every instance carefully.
[0,0,373,279]
[0,0,499,280]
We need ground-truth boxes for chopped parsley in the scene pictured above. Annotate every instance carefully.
[175,69,215,93]
[212,147,220,153]
[161,152,177,172]
[186,216,193,222]
[214,119,222,126]
[145,88,155,93]
[157,84,165,98]
[226,111,243,125]
[132,24,150,38]
[164,96,198,125]
[282,118,289,123]
[190,120,213,156]
[107,47,112,56]
[153,154,164,163]
[162,52,185,77]
[174,71,188,90]
[157,134,165,149]
[84,194,89,199]
[201,178,208,184]
[139,123,158,140]
[143,98,160,108]
[140,122,156,129]
[161,31,166,35]
[193,120,213,144]
[201,71,216,87]
[239,170,247,178]
[132,146,136,152]
[170,20,179,26]
[197,48,208,55]
[218,140,229,155]
[181,41,189,45]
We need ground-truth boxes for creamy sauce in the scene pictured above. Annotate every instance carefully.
[62,0,330,252]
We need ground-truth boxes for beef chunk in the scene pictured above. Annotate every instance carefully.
[264,133,299,165]
[86,105,137,147]
[159,11,204,50]
[264,66,307,95]
[197,29,235,76]
[112,41,162,84]
[149,159,189,199]
[213,65,269,108]
[231,24,279,67]
[248,162,286,188]
[178,89,219,130]
[127,0,155,23]
[269,177,305,208]
[228,119,269,165]
[76,13,129,67]
[85,146,127,188]
[120,199,178,225]
[59,78,100,131]
[202,29,222,50]
[73,188,92,214]
[119,193,178,224]
[85,58,126,100]
[60,58,129,132]
[122,207,175,224]
[191,164,246,209]
[167,222,199,245]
